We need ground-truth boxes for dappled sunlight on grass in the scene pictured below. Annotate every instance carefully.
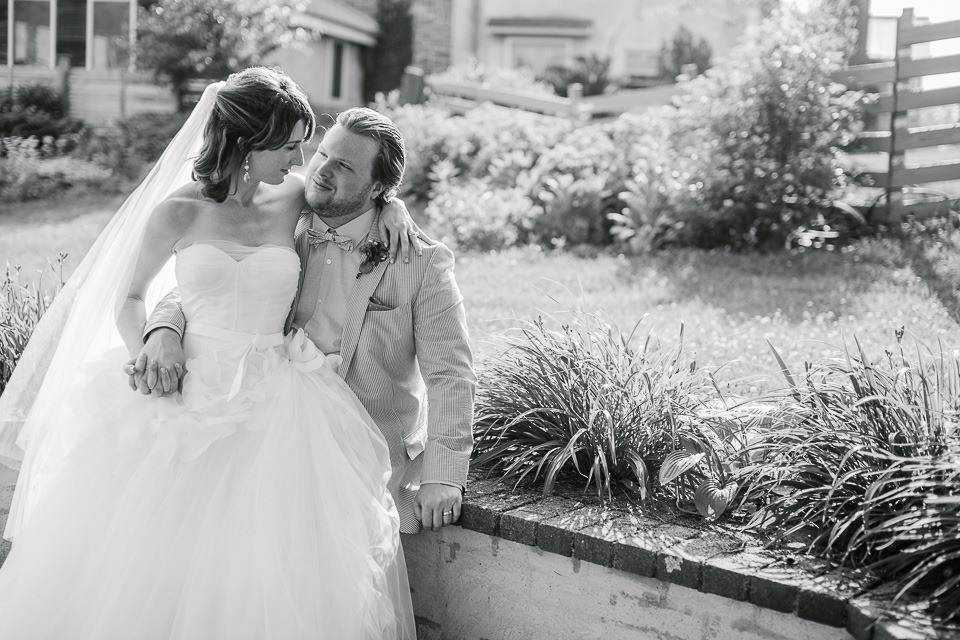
[458,243,960,393]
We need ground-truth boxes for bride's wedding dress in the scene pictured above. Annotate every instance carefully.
[0,239,415,639]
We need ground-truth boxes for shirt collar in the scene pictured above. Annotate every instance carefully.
[314,206,377,248]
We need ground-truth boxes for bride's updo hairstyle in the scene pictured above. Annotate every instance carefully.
[193,67,315,202]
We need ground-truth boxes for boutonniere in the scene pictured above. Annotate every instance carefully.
[357,240,389,278]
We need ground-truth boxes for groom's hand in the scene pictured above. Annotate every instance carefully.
[123,328,186,397]
[414,483,462,532]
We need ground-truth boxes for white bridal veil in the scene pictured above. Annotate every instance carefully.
[0,82,223,539]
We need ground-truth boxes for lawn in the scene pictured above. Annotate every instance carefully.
[3,194,959,394]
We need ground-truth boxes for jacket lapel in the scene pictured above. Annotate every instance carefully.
[286,210,315,333]
[337,218,388,377]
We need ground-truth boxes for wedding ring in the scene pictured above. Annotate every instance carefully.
[442,510,453,516]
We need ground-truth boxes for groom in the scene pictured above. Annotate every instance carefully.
[134,107,476,534]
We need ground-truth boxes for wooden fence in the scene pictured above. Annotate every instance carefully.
[834,8,960,221]
[408,71,682,121]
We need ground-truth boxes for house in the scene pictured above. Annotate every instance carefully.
[342,0,761,84]
[267,0,378,117]
[0,0,377,124]
[447,0,761,84]
[0,0,175,122]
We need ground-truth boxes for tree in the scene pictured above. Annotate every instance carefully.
[657,26,712,81]
[537,54,613,98]
[136,0,306,106]
[362,0,414,101]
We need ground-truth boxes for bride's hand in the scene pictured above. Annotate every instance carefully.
[122,328,186,396]
[378,197,423,264]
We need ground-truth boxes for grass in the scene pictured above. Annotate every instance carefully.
[3,194,960,395]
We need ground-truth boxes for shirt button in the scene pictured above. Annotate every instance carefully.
[325,259,332,265]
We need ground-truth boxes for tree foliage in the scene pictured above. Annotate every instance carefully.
[537,54,613,98]
[363,0,414,100]
[657,26,713,81]
[135,0,306,93]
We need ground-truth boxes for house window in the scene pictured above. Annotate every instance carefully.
[92,1,129,68]
[508,37,569,73]
[4,0,133,68]
[56,0,86,67]
[13,0,51,66]
[332,41,343,99]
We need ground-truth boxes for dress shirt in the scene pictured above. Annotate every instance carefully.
[293,207,376,356]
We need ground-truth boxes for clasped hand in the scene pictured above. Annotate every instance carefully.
[123,328,185,397]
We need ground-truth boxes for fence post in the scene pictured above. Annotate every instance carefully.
[56,55,71,117]
[399,66,425,105]
[567,82,583,119]
[886,8,913,224]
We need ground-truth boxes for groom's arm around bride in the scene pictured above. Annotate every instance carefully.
[131,107,476,535]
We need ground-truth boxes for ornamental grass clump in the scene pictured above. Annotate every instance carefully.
[473,307,714,501]
[737,335,960,619]
[0,255,66,395]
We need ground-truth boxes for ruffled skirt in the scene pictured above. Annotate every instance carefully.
[0,328,415,639]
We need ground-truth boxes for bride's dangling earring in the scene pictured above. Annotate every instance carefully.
[243,155,251,183]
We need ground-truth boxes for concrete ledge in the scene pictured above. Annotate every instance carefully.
[445,474,959,640]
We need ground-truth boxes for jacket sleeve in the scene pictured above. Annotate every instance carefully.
[141,288,185,341]
[412,244,476,489]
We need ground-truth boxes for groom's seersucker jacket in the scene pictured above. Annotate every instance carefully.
[145,211,477,534]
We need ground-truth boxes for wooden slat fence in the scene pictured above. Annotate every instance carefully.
[835,9,960,221]
[418,76,681,120]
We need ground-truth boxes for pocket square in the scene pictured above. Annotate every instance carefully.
[367,296,395,312]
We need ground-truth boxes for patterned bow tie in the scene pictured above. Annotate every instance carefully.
[306,227,354,252]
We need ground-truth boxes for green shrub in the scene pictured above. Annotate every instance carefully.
[473,308,714,500]
[615,4,863,251]
[0,83,85,140]
[537,54,614,98]
[523,123,630,246]
[0,137,113,201]
[737,335,960,620]
[424,178,541,252]
[0,257,66,396]
[75,111,189,179]
[376,95,571,201]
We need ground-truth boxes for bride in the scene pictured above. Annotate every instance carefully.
[0,68,417,638]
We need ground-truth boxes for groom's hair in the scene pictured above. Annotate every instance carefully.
[335,108,405,207]
[194,67,316,203]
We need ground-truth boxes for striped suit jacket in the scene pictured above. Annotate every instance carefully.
[146,212,477,534]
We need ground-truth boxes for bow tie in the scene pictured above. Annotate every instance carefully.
[306,227,354,252]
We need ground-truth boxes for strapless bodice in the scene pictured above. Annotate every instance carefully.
[175,241,300,335]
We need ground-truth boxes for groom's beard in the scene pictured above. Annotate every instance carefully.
[305,182,375,220]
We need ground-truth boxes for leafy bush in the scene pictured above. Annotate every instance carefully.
[473,308,713,500]
[0,257,66,396]
[376,96,571,201]
[736,335,960,620]
[657,26,712,81]
[75,111,190,179]
[0,83,85,140]
[0,137,113,201]
[615,4,863,251]
[537,54,614,98]
[523,123,630,246]
[424,179,541,251]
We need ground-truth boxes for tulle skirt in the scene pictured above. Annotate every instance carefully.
[0,328,415,639]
